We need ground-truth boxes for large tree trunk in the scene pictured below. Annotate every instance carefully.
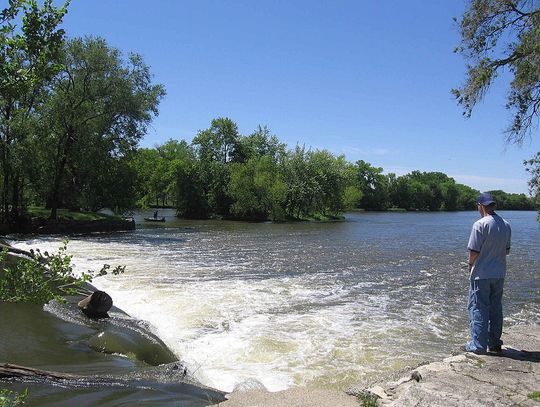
[49,129,75,220]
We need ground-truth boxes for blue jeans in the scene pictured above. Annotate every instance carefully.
[466,278,504,353]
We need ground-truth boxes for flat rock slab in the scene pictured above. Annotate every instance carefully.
[217,388,360,407]
[362,324,540,406]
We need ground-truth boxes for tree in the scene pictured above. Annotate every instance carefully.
[192,117,242,164]
[131,140,194,208]
[307,150,353,216]
[281,145,317,219]
[526,152,540,210]
[239,125,286,163]
[175,157,209,218]
[228,156,285,220]
[443,182,460,211]
[0,0,68,222]
[454,0,540,218]
[453,0,540,143]
[354,160,390,210]
[191,118,243,216]
[38,36,165,217]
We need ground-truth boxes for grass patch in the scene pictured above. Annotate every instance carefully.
[357,390,379,407]
[475,358,486,367]
[528,391,540,401]
[27,206,120,221]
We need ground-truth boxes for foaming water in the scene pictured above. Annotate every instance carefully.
[12,211,540,392]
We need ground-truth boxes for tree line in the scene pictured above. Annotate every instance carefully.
[128,119,535,221]
[0,1,537,226]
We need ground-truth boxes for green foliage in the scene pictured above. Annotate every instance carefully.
[193,117,242,164]
[454,0,540,143]
[0,388,28,407]
[0,240,124,304]
[525,152,540,218]
[131,140,194,208]
[310,151,356,215]
[175,158,210,218]
[488,190,536,210]
[356,390,379,407]
[354,160,389,210]
[34,36,165,218]
[454,1,540,222]
[228,156,285,220]
[239,125,286,163]
[528,391,540,401]
[0,0,69,222]
[123,117,533,220]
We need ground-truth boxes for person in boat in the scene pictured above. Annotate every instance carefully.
[464,192,511,355]
[153,210,158,219]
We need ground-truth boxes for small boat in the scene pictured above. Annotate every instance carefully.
[143,217,166,222]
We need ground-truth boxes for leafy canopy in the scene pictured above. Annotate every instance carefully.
[453,0,540,143]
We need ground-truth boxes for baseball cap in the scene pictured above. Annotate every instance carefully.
[476,192,496,206]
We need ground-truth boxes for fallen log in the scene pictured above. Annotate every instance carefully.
[0,363,81,381]
[0,244,37,260]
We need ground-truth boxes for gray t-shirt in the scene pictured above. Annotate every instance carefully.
[467,213,511,280]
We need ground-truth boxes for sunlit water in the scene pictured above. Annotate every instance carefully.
[12,210,540,392]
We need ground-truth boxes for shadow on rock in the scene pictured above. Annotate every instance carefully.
[491,347,540,362]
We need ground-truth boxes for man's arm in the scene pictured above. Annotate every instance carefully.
[468,250,480,273]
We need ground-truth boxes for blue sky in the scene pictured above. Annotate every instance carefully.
[54,0,540,194]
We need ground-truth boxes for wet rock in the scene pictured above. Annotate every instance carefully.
[46,298,178,366]
[232,378,267,392]
[87,326,178,366]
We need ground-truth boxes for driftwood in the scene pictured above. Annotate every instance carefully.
[0,363,82,381]
[0,244,37,260]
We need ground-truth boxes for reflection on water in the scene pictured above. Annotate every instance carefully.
[13,210,540,392]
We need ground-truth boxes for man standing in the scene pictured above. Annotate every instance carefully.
[465,192,512,354]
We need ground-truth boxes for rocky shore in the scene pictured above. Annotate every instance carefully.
[347,323,540,407]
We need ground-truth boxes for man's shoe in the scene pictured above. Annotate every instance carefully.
[487,345,502,353]
[459,344,486,355]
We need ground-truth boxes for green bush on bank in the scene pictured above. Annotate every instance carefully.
[0,388,27,407]
[0,241,124,304]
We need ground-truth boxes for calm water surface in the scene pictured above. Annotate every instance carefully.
[14,210,540,392]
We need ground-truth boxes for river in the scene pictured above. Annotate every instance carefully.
[12,210,540,393]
